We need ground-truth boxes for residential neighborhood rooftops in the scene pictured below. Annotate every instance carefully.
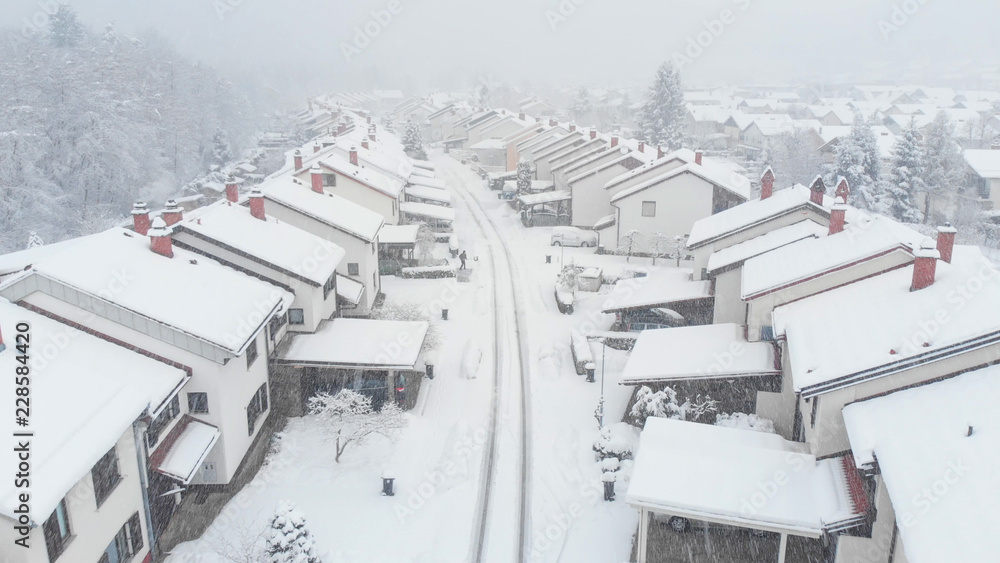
[408,175,448,190]
[261,177,384,242]
[609,161,751,203]
[706,220,826,274]
[843,366,1000,563]
[741,215,923,299]
[627,417,863,535]
[687,185,825,248]
[621,324,779,384]
[316,153,405,199]
[28,228,293,355]
[405,185,452,204]
[773,245,1000,394]
[0,298,187,523]
[602,268,712,313]
[178,202,345,286]
[400,201,456,222]
[279,318,428,368]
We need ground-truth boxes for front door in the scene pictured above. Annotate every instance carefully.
[201,461,217,483]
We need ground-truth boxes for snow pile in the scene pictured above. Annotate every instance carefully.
[570,330,594,375]
[593,423,640,461]
[715,413,776,434]
[461,340,482,380]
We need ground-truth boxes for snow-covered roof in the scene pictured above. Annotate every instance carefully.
[687,185,825,249]
[774,246,1000,394]
[609,161,751,203]
[153,417,220,484]
[518,190,572,206]
[379,224,420,245]
[260,177,384,243]
[627,417,863,535]
[0,235,94,277]
[336,275,365,305]
[602,269,712,313]
[621,324,779,383]
[407,177,446,193]
[0,299,187,523]
[29,228,292,355]
[964,149,1000,179]
[400,201,455,222]
[315,153,405,199]
[741,215,923,299]
[470,138,508,150]
[405,185,452,204]
[706,220,827,274]
[409,167,435,179]
[279,318,428,369]
[177,202,345,286]
[843,366,1000,563]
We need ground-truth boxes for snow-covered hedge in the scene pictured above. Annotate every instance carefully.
[715,412,776,434]
[593,422,640,461]
[401,265,457,279]
[570,330,593,375]
[555,286,575,314]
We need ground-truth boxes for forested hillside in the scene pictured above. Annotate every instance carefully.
[0,6,267,252]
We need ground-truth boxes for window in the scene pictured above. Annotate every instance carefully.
[760,326,775,341]
[247,384,269,436]
[98,513,143,563]
[641,201,656,217]
[187,392,209,414]
[322,173,337,187]
[348,263,360,276]
[146,395,181,449]
[289,309,305,325]
[323,274,336,299]
[42,499,72,561]
[92,447,121,507]
[246,338,258,369]
[268,313,286,342]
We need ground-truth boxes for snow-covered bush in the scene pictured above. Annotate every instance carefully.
[593,423,640,461]
[307,390,407,463]
[715,413,776,434]
[265,502,321,563]
[629,385,718,427]
[570,330,593,375]
[401,265,457,279]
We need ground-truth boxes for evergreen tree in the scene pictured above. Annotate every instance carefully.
[211,128,234,168]
[573,87,592,122]
[102,22,120,47]
[638,62,686,151]
[885,120,926,223]
[832,113,883,210]
[265,502,321,563]
[922,110,965,223]
[403,118,427,160]
[516,159,533,194]
[48,4,85,48]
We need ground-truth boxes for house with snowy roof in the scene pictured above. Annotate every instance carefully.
[604,149,751,252]
[511,123,569,167]
[0,299,189,563]
[171,192,347,334]
[537,130,609,181]
[0,222,293,545]
[259,176,384,316]
[525,128,587,172]
[564,142,658,230]
[963,147,1000,208]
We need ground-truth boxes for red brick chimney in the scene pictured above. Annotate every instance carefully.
[911,238,940,291]
[760,168,775,200]
[350,146,359,166]
[149,218,174,258]
[937,223,957,263]
[809,176,826,206]
[293,149,304,171]
[313,142,321,154]
[695,151,703,166]
[225,176,239,203]
[362,140,370,150]
[549,119,558,127]
[638,141,645,153]
[132,202,151,235]
[249,188,266,220]
[569,123,577,132]
[590,130,598,140]
[366,115,372,125]
[162,200,183,226]
[829,197,847,235]
[657,146,665,159]
[611,136,619,148]
[835,177,850,202]
[519,112,526,121]
[369,130,376,142]
[310,165,324,194]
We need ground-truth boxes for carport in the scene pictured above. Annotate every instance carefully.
[628,418,867,563]
[517,190,572,227]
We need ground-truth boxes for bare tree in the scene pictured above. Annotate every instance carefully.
[307,390,407,463]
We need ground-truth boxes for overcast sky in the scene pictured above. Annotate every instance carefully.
[5,0,999,97]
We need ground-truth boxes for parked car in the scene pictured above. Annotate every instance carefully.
[550,226,599,247]
[653,514,769,537]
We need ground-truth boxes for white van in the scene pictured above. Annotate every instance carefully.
[550,226,599,247]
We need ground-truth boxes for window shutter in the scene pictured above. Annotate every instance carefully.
[260,385,268,412]
[128,512,143,554]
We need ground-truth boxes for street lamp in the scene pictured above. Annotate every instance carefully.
[586,335,609,428]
